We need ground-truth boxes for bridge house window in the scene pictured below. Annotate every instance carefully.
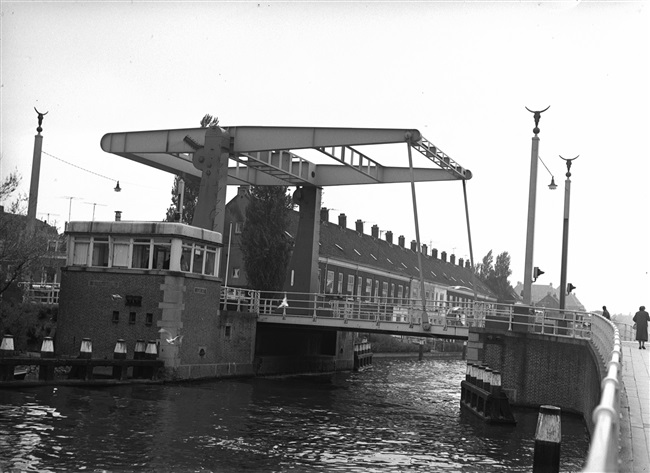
[133,239,151,269]
[91,237,109,267]
[72,237,90,265]
[70,235,219,277]
[347,275,354,295]
[365,278,372,300]
[337,272,343,294]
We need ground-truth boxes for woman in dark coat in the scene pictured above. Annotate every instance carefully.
[633,305,650,349]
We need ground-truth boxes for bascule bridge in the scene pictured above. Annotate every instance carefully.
[57,125,473,378]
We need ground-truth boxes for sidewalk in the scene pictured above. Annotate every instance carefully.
[619,341,649,472]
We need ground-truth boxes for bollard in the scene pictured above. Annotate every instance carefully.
[490,370,502,396]
[39,337,55,381]
[112,339,127,380]
[40,336,55,358]
[1,334,15,355]
[476,365,486,390]
[469,363,477,385]
[144,340,158,379]
[133,339,146,379]
[465,363,472,382]
[70,338,93,380]
[0,334,16,381]
[80,338,93,359]
[533,405,561,473]
[483,368,493,392]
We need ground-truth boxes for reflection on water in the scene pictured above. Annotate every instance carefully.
[0,358,588,472]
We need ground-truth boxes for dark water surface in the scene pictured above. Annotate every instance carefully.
[0,357,589,472]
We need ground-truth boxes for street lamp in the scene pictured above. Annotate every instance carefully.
[559,155,579,310]
[523,106,550,305]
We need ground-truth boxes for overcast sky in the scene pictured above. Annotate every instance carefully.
[1,0,648,315]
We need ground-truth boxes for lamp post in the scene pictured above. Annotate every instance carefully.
[523,106,550,305]
[559,155,579,310]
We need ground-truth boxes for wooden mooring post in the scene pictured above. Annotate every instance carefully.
[533,405,561,473]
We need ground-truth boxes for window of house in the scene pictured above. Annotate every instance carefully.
[382,282,388,299]
[133,239,151,269]
[145,313,153,326]
[47,240,58,252]
[91,237,109,267]
[232,267,240,278]
[365,278,372,300]
[374,280,379,302]
[347,275,355,295]
[356,278,362,299]
[73,238,90,266]
[129,312,136,324]
[224,325,232,339]
[391,283,395,303]
[112,311,119,323]
[337,272,343,294]
[234,222,243,234]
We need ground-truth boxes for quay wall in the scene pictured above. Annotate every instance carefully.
[466,328,603,433]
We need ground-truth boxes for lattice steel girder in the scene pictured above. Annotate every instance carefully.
[100,126,472,185]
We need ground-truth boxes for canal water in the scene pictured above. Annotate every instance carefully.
[0,357,589,472]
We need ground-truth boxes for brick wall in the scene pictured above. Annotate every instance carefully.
[57,268,165,358]
[467,328,603,433]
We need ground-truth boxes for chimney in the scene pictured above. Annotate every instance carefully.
[338,213,347,229]
[450,254,456,265]
[355,219,364,233]
[458,257,464,267]
[441,251,447,262]
[432,248,438,259]
[385,231,393,244]
[114,211,122,222]
[410,240,417,251]
[422,244,428,256]
[371,224,379,238]
[398,235,405,248]
[465,260,471,269]
[320,207,330,223]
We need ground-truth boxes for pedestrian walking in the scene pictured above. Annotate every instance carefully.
[633,305,649,349]
[602,306,611,320]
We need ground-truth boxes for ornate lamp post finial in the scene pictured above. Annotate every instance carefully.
[525,106,550,135]
[560,155,579,177]
[34,107,48,134]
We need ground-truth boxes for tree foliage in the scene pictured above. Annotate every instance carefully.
[0,168,28,214]
[474,250,515,302]
[240,186,294,292]
[1,171,55,297]
[164,175,200,223]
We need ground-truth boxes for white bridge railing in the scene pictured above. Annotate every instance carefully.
[583,315,621,472]
[219,288,594,340]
